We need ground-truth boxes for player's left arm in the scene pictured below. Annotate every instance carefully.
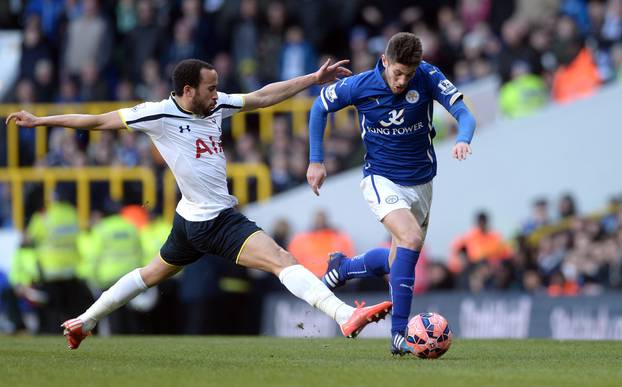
[240,59,352,111]
[448,100,476,161]
[429,66,476,161]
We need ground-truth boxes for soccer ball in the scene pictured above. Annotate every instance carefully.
[405,312,453,359]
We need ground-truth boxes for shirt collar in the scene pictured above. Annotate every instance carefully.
[170,92,195,115]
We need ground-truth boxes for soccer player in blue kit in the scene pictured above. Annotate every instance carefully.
[306,32,476,355]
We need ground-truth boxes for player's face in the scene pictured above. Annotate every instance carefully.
[382,55,417,94]
[191,68,219,116]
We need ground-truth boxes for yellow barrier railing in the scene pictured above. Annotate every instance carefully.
[0,162,272,230]
[0,167,156,230]
[162,163,272,223]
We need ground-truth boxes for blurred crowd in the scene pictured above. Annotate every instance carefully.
[263,193,622,297]
[2,0,622,197]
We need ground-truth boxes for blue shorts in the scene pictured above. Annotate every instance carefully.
[160,208,262,266]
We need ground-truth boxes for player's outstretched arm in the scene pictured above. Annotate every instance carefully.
[6,110,125,131]
[241,59,352,112]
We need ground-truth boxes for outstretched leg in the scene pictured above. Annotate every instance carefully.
[62,256,180,349]
[237,231,391,338]
[322,248,390,289]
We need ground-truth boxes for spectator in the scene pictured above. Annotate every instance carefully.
[135,59,167,102]
[26,195,93,333]
[499,60,548,118]
[79,61,109,102]
[234,133,262,163]
[459,0,491,32]
[558,193,578,220]
[179,0,214,59]
[271,218,292,248]
[62,0,111,77]
[163,20,202,79]
[14,79,37,166]
[122,0,164,83]
[279,25,316,82]
[232,0,259,74]
[497,18,537,83]
[115,0,137,35]
[212,52,241,94]
[55,76,82,104]
[33,59,56,103]
[521,198,551,236]
[450,211,513,266]
[602,0,622,45]
[24,0,65,41]
[288,209,355,277]
[258,1,287,84]
[18,14,54,83]
[269,152,293,193]
[81,203,145,333]
[115,78,136,101]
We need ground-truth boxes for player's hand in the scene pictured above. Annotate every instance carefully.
[452,142,472,161]
[5,110,40,127]
[314,59,352,85]
[306,162,327,196]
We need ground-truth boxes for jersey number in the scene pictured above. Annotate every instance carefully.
[195,136,223,158]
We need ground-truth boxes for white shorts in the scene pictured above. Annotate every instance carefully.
[360,175,433,239]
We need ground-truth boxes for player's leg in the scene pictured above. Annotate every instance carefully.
[80,255,181,327]
[321,248,390,289]
[354,175,431,353]
[382,209,422,327]
[62,213,195,349]
[236,231,392,337]
[322,175,417,289]
[384,182,431,355]
[62,255,181,349]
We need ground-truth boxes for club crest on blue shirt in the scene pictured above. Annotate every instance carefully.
[405,90,419,104]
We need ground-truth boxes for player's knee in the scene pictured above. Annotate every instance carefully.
[394,230,423,250]
[271,248,298,274]
[139,261,180,287]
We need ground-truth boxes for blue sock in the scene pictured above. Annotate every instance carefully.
[338,248,390,280]
[389,247,419,336]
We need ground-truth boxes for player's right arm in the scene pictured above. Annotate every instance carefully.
[307,78,354,196]
[5,110,124,131]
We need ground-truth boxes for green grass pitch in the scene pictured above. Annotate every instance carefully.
[1,336,621,387]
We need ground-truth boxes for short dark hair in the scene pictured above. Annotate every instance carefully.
[172,59,214,96]
[385,32,423,67]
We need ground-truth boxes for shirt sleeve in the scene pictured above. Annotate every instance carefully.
[428,65,463,110]
[308,77,355,162]
[217,92,245,119]
[118,101,165,137]
[317,77,354,113]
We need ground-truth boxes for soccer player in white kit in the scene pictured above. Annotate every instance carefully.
[6,58,392,350]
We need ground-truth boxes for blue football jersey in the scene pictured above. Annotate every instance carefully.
[318,59,463,186]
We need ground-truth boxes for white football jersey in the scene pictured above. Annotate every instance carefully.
[118,92,244,221]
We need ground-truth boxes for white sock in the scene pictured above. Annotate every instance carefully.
[278,264,354,325]
[78,268,148,331]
